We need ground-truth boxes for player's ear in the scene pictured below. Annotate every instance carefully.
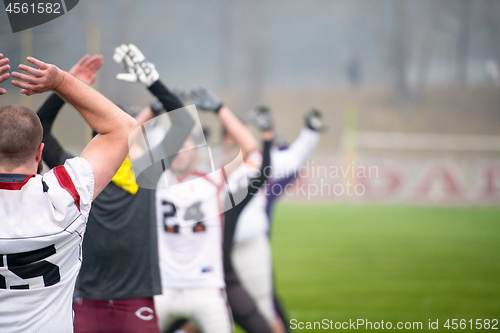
[35,143,44,163]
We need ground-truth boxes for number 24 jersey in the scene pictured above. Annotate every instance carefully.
[156,168,226,289]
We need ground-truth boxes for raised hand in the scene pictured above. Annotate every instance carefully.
[113,44,159,87]
[0,54,10,95]
[190,86,223,113]
[247,105,274,131]
[305,109,327,132]
[11,57,64,96]
[69,54,104,85]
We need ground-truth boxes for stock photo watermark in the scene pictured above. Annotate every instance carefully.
[251,160,379,200]
[290,318,499,330]
[3,0,80,33]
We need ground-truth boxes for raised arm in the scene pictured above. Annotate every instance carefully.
[0,54,10,95]
[218,105,257,159]
[113,43,187,117]
[223,131,273,270]
[190,86,257,159]
[147,81,195,166]
[134,85,188,127]
[11,56,137,199]
[248,107,323,180]
[37,55,104,169]
[113,44,195,185]
[270,127,320,179]
[221,132,274,333]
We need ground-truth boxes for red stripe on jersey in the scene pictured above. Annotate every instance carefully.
[192,170,224,188]
[0,175,35,190]
[53,165,81,212]
[216,182,224,224]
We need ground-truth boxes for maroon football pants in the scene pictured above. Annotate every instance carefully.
[73,297,160,333]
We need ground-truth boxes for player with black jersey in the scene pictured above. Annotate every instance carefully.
[36,51,195,333]
[222,132,276,333]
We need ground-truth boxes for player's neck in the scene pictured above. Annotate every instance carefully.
[172,166,196,181]
[173,169,189,179]
[0,163,37,175]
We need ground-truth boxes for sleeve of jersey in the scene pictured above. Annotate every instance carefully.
[271,127,320,180]
[56,157,95,217]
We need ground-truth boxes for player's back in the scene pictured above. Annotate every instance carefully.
[0,158,93,333]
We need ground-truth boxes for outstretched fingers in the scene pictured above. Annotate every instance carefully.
[26,56,48,70]
[11,70,40,84]
[0,55,10,84]
[0,73,7,95]
[87,55,104,72]
[18,63,43,76]
[7,57,62,95]
[0,57,9,68]
[0,64,10,74]
[10,76,36,90]
[75,54,90,67]
[0,54,9,93]
[0,65,10,87]
[11,62,43,90]
[0,71,10,81]
[20,89,37,96]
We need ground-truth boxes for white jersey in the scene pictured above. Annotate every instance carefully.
[0,157,94,333]
[233,128,320,243]
[156,168,226,289]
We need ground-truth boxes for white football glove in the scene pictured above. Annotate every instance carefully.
[113,44,159,87]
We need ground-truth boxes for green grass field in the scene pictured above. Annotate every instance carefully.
[238,204,500,332]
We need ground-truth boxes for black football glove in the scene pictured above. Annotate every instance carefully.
[305,109,327,132]
[190,86,223,113]
[247,105,274,131]
[169,86,190,104]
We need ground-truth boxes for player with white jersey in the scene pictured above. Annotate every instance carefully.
[153,86,272,333]
[0,158,93,332]
[35,47,195,333]
[226,106,324,333]
[155,143,229,332]
[157,166,227,286]
[0,54,136,332]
